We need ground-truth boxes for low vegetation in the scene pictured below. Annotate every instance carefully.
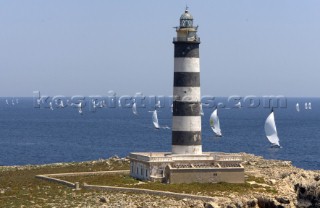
[0,158,128,207]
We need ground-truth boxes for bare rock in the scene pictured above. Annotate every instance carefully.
[246,198,258,207]
[204,201,220,208]
[275,196,290,204]
[99,196,108,203]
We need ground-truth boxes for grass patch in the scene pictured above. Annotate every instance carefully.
[0,159,129,207]
[60,172,277,197]
[246,175,266,184]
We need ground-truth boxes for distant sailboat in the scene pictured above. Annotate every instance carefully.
[99,100,106,108]
[305,102,308,110]
[91,100,97,111]
[308,102,312,110]
[5,99,9,105]
[209,108,222,137]
[296,103,300,112]
[155,100,161,108]
[118,99,121,107]
[72,102,83,115]
[152,110,160,129]
[132,101,138,115]
[200,104,204,116]
[55,100,65,108]
[171,103,173,113]
[78,103,83,114]
[235,101,241,108]
[264,109,281,148]
[49,102,54,111]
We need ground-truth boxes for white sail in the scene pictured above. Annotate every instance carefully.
[49,102,54,111]
[308,102,312,110]
[155,100,161,108]
[264,111,280,147]
[296,103,300,112]
[200,104,204,116]
[132,102,138,115]
[209,109,222,136]
[152,110,160,129]
[305,102,308,110]
[72,102,83,114]
[78,102,83,115]
[235,101,241,108]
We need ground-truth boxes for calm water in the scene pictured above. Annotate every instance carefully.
[0,97,319,170]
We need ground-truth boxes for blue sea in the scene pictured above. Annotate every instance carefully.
[0,97,319,170]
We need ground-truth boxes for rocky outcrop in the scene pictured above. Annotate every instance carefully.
[3,154,319,207]
[240,153,320,208]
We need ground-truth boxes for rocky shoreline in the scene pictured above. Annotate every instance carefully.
[0,154,319,207]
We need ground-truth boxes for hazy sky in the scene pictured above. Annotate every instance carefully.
[1,1,319,97]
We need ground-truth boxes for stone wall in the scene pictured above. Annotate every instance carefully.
[166,166,244,184]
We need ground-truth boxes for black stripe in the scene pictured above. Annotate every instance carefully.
[173,101,201,116]
[174,42,200,58]
[172,131,202,145]
[174,72,200,87]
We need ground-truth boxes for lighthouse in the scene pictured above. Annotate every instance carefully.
[128,8,244,184]
[172,7,202,155]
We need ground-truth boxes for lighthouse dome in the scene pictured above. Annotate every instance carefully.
[180,9,193,20]
[179,8,193,28]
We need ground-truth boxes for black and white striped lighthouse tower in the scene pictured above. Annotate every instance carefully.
[129,8,245,184]
[172,8,202,155]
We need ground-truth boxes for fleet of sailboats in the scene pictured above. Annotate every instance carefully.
[303,102,312,110]
[10,96,317,149]
[264,109,281,148]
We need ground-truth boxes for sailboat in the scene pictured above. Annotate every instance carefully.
[264,109,281,148]
[296,103,300,112]
[49,102,54,111]
[305,102,308,110]
[235,101,241,108]
[56,100,65,108]
[155,100,161,108]
[72,102,83,115]
[209,108,222,137]
[152,110,160,129]
[308,102,312,110]
[132,101,138,115]
[200,104,204,116]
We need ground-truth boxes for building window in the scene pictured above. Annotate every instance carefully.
[146,169,148,177]
[140,168,143,176]
[136,167,138,175]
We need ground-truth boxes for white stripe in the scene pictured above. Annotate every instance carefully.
[172,145,202,155]
[172,116,201,131]
[174,58,200,73]
[173,87,200,102]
